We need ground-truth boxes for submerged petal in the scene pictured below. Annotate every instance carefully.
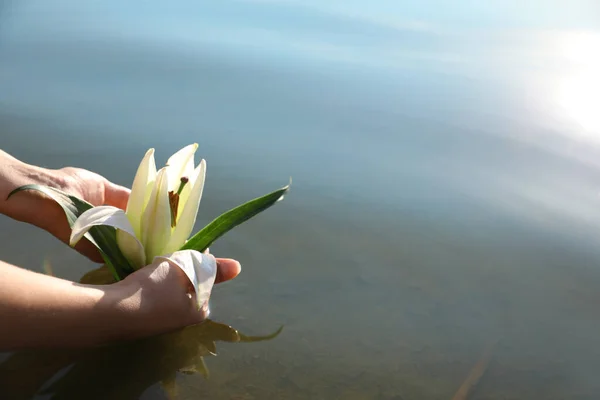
[126,148,157,239]
[163,160,206,254]
[70,206,146,268]
[141,167,172,260]
[166,143,198,191]
[154,250,217,310]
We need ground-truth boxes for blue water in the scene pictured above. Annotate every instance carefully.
[1,1,600,398]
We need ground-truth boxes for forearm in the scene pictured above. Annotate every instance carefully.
[0,260,136,350]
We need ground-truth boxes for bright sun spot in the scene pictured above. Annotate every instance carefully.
[556,32,600,134]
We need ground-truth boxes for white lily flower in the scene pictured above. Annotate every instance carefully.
[70,144,207,271]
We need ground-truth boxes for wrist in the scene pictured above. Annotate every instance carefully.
[100,278,154,341]
[85,280,146,343]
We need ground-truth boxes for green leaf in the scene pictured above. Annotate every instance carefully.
[8,184,91,228]
[7,185,134,279]
[237,325,284,343]
[181,182,290,253]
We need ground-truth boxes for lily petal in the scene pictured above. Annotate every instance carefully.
[154,250,217,310]
[116,230,146,269]
[176,145,200,211]
[142,167,172,261]
[166,143,198,191]
[70,206,146,268]
[163,160,206,254]
[126,148,157,239]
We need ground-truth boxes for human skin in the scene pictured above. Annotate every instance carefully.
[0,150,241,351]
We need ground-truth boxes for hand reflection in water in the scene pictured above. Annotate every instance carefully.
[0,319,282,400]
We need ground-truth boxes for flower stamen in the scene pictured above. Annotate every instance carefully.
[169,177,189,228]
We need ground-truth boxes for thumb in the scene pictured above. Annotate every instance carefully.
[104,180,130,211]
[153,250,217,310]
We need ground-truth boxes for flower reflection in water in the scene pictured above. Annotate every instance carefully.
[0,320,282,400]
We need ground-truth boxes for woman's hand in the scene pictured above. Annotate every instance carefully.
[113,252,241,338]
[0,254,241,350]
[0,150,130,262]
[50,166,131,262]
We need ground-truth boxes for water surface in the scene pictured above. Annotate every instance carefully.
[1,1,600,398]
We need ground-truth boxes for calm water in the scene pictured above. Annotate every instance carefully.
[2,1,600,399]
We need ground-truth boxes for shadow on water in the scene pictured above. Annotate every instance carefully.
[0,320,283,400]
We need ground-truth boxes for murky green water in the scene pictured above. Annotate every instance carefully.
[2,2,600,399]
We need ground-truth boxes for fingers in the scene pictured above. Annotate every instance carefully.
[73,238,104,264]
[215,258,241,284]
[103,181,130,211]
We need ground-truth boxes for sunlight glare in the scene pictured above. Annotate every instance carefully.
[556,32,600,134]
